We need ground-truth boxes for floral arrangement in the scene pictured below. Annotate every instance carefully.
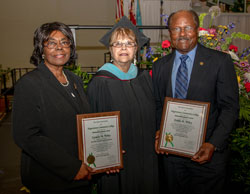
[143,6,250,192]
[197,9,250,103]
[199,10,250,192]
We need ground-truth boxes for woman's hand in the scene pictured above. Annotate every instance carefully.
[155,130,160,154]
[105,150,125,174]
[106,168,121,174]
[155,130,168,155]
[74,162,94,180]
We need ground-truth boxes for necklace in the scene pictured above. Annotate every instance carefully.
[60,71,69,87]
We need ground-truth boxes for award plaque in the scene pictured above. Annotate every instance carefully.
[77,111,123,174]
[158,97,210,158]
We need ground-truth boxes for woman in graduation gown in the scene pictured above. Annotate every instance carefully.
[87,16,159,194]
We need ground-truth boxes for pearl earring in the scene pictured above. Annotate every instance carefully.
[133,57,137,65]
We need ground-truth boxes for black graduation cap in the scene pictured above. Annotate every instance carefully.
[99,16,149,49]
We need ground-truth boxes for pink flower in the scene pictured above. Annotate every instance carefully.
[207,28,217,35]
[229,45,238,53]
[245,82,250,93]
[162,40,171,49]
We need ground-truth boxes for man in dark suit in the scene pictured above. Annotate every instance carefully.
[153,10,239,194]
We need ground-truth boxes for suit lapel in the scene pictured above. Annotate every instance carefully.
[38,63,81,113]
[65,70,89,113]
[187,44,211,98]
[163,52,175,97]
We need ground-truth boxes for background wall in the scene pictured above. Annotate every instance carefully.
[0,0,115,69]
[0,0,249,70]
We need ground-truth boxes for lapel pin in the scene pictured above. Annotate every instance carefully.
[200,62,204,66]
[74,83,77,89]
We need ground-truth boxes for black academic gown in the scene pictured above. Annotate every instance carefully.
[87,69,159,194]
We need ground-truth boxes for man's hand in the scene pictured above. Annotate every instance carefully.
[74,162,94,180]
[191,143,215,164]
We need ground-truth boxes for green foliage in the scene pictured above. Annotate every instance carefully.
[65,64,93,91]
[230,124,250,193]
[230,77,250,192]
[231,84,250,193]
[230,0,245,12]
[222,32,250,51]
[140,60,155,69]
[239,95,250,121]
[198,13,208,28]
[198,12,250,192]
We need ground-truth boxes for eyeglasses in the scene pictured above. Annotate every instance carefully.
[110,41,137,48]
[44,41,71,49]
[170,26,194,34]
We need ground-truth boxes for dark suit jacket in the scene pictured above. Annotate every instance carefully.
[12,63,90,191]
[152,44,239,163]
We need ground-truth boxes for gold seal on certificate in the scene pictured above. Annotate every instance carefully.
[77,111,123,174]
[158,97,210,158]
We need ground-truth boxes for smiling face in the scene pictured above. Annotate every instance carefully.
[43,30,71,68]
[109,28,138,72]
[110,36,137,67]
[169,11,199,54]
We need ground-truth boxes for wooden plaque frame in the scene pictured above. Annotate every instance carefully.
[158,97,210,158]
[77,111,123,174]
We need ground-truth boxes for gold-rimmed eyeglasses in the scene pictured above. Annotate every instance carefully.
[170,26,195,34]
[110,41,137,48]
[44,41,71,49]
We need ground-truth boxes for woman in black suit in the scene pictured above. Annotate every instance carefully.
[12,22,93,194]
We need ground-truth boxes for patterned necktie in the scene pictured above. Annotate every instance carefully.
[175,55,189,99]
